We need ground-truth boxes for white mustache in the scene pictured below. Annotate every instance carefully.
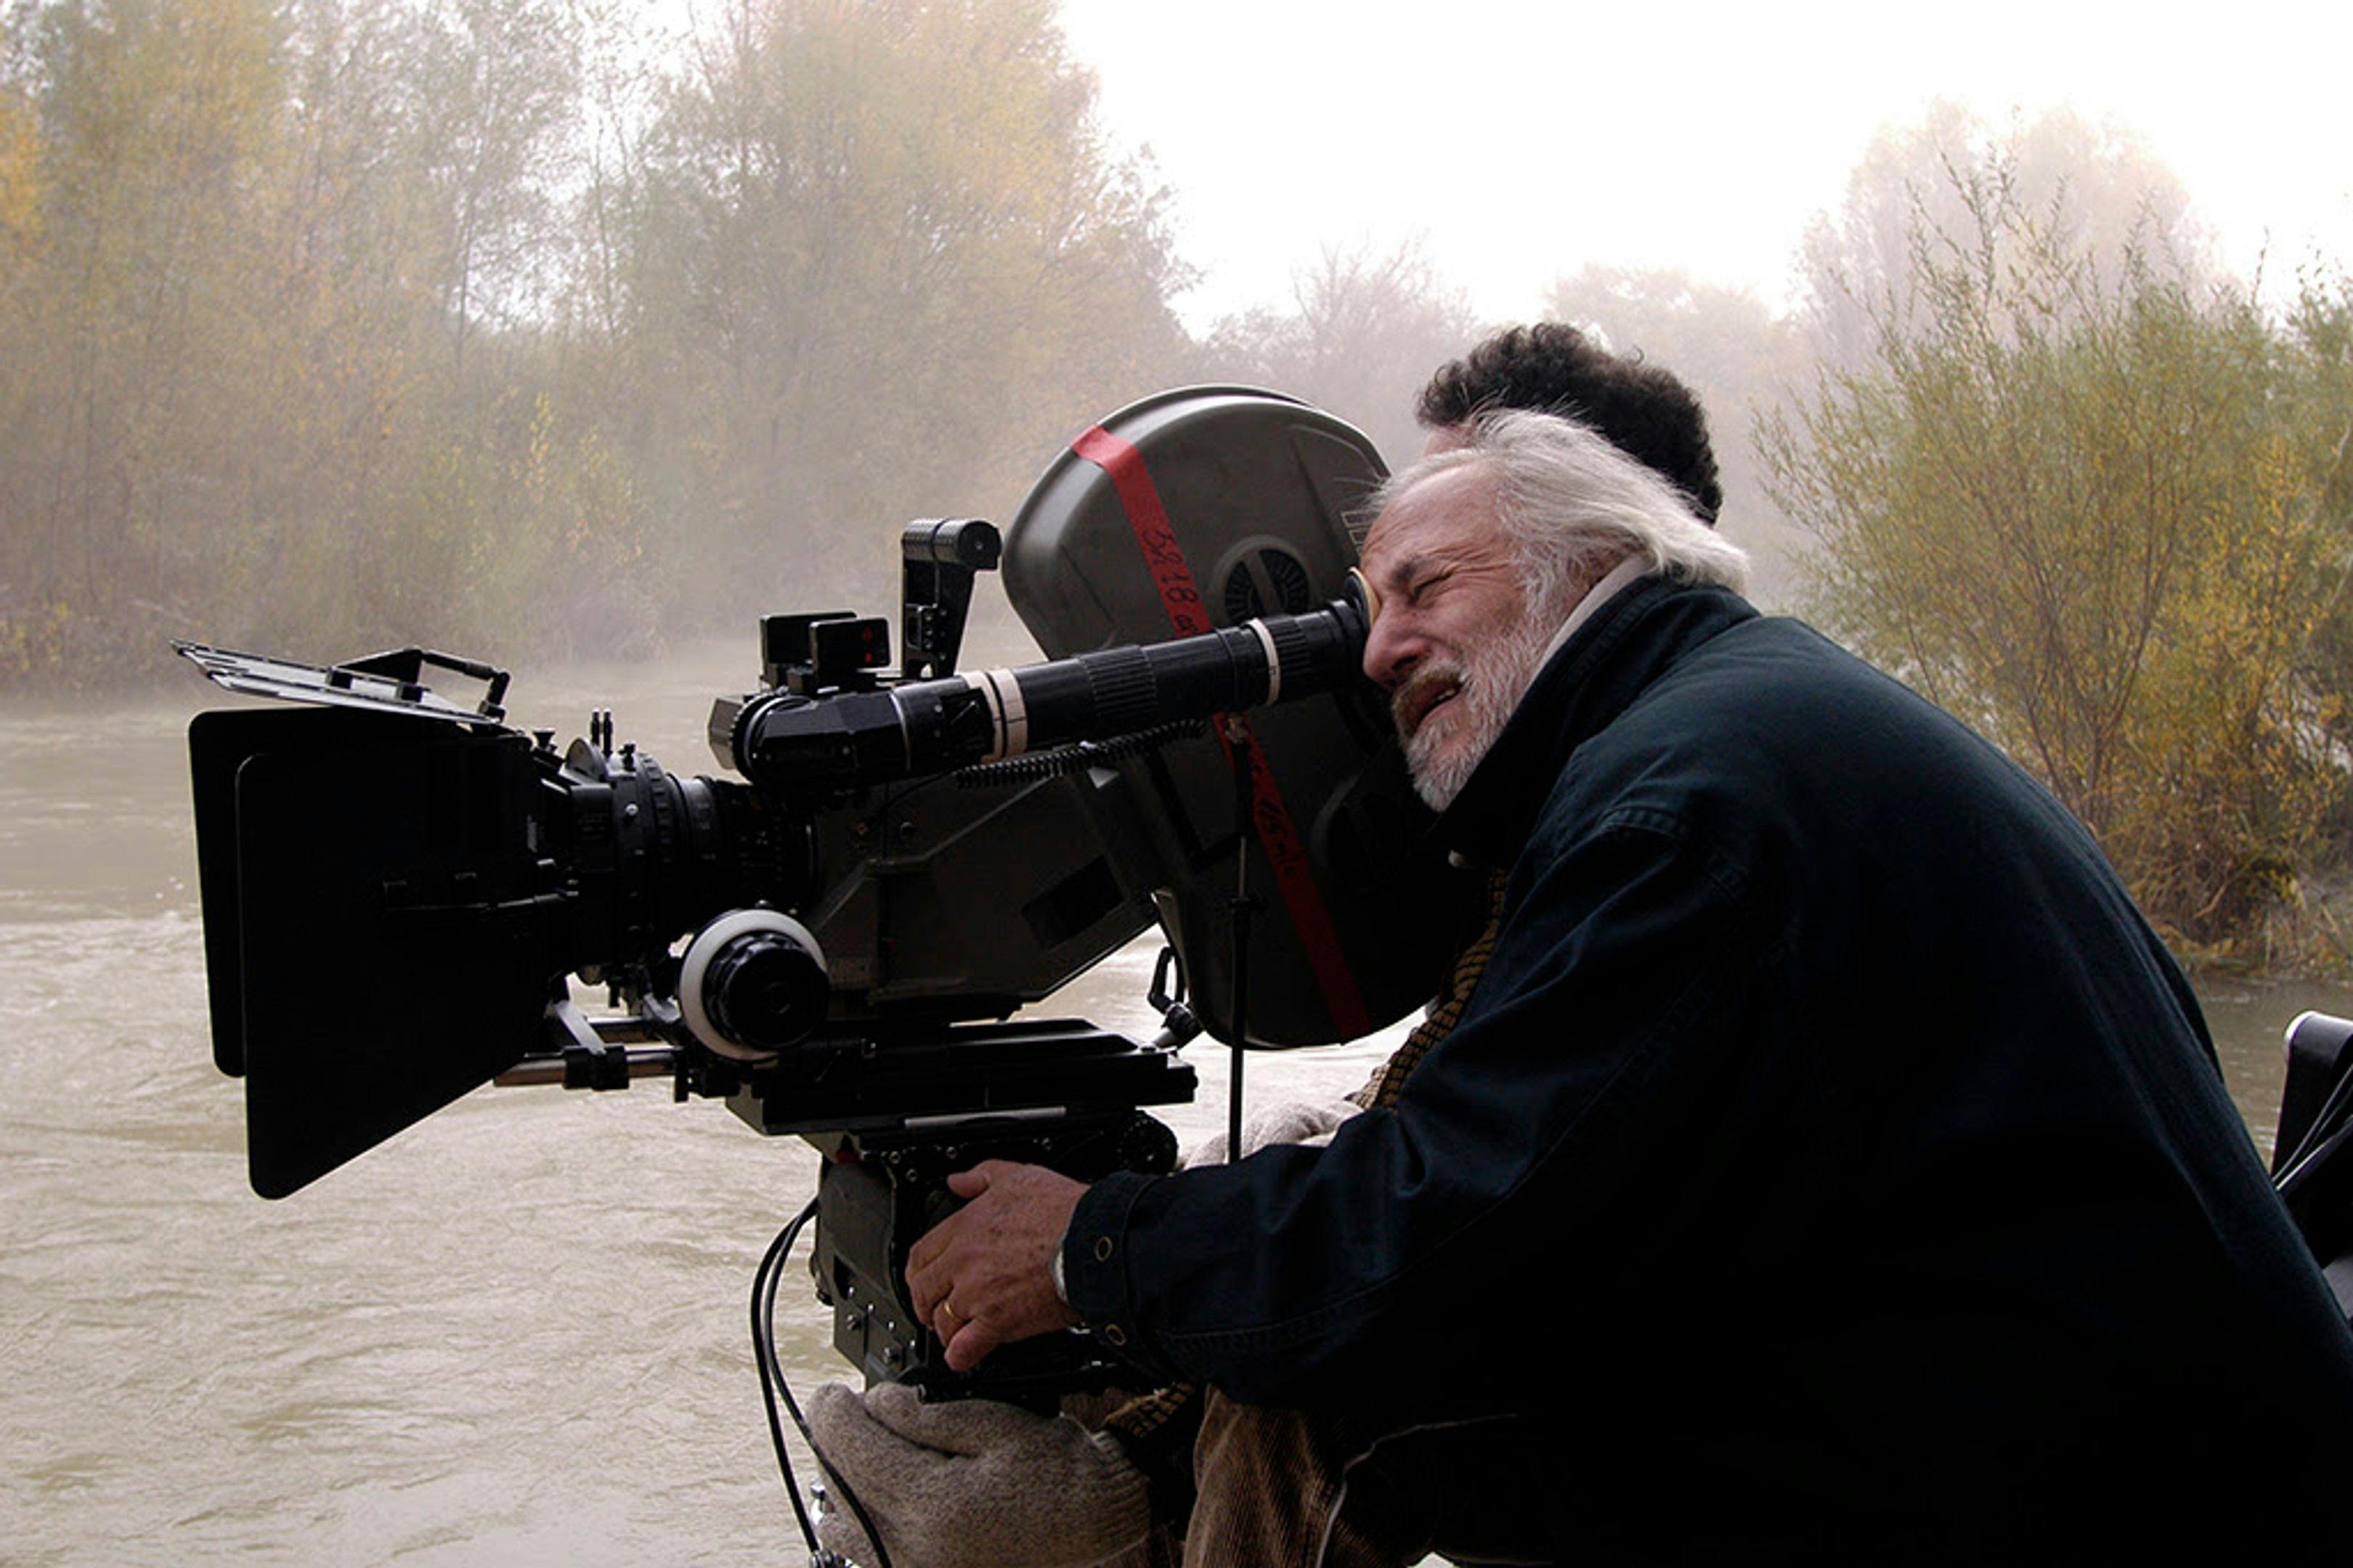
[1391,663,1466,737]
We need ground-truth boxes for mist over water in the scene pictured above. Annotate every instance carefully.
[0,642,2327,1564]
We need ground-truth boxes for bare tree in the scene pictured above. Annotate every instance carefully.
[1203,239,1482,468]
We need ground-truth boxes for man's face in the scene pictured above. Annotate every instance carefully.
[1357,463,1556,810]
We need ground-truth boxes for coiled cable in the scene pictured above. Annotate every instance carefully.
[953,720,1204,787]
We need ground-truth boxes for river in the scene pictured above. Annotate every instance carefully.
[2,641,2341,1565]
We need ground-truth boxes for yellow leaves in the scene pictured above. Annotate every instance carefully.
[0,599,75,681]
[1778,180,2353,962]
[625,0,1182,601]
[41,0,285,213]
[0,0,1182,686]
[0,81,41,261]
[174,0,284,158]
[524,389,555,513]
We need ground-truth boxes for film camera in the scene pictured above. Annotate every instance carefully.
[179,389,1460,1407]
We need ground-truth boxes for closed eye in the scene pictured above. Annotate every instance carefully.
[1405,569,1452,605]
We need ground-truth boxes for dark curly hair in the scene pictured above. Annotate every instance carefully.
[1417,323,1723,524]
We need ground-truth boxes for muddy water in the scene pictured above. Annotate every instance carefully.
[0,644,2333,1564]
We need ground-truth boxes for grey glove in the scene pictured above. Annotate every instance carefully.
[808,1381,1152,1568]
[1180,1095,1360,1168]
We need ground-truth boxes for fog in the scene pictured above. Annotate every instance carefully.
[6,2,2353,1558]
[12,0,2345,694]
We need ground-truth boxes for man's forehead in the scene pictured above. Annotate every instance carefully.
[1360,463,1503,575]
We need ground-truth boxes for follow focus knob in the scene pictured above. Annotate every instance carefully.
[679,909,829,1059]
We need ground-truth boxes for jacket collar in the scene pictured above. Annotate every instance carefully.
[1433,575,1758,866]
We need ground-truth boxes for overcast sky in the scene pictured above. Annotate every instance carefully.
[1056,0,2353,330]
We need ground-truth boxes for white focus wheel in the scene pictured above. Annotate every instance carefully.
[678,908,828,1060]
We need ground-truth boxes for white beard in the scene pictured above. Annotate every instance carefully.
[1395,606,1560,811]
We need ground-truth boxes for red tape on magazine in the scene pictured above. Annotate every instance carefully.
[1070,423,1372,1039]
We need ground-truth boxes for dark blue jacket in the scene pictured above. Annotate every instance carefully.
[1065,579,2353,1558]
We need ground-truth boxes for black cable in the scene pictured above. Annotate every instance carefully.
[752,1198,895,1568]
[2280,1097,2353,1200]
[1227,726,1254,1164]
[2279,1042,2353,1189]
[752,1202,822,1548]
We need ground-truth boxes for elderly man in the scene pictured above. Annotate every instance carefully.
[815,328,1748,1568]
[854,404,2353,1562]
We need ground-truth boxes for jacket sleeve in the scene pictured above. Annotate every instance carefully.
[1060,803,1801,1418]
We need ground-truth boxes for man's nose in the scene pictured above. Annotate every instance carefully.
[1362,608,1419,691]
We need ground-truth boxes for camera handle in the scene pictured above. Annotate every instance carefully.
[901,518,1000,680]
[333,646,511,722]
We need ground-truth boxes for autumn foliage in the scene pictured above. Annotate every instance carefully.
[0,0,1191,681]
[1763,166,2353,964]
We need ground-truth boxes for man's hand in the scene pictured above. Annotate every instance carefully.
[806,1382,1150,1568]
[905,1161,1084,1372]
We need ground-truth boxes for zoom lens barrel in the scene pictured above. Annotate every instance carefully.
[732,592,1368,797]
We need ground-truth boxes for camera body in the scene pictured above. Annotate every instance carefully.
[181,389,1466,1398]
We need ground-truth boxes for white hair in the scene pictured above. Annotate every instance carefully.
[1367,410,1749,620]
